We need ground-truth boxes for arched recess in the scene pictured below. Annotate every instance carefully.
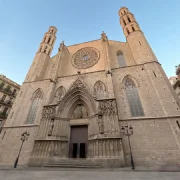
[70,100,89,119]
[54,86,66,103]
[122,75,144,117]
[94,81,106,99]
[57,85,96,118]
[26,88,43,124]
[117,51,127,68]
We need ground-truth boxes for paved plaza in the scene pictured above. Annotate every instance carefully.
[0,168,180,180]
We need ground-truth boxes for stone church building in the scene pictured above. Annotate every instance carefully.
[0,7,180,168]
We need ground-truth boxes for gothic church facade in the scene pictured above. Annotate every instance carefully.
[0,7,180,168]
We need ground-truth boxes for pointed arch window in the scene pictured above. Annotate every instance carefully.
[124,77,144,117]
[117,51,127,68]
[26,89,43,124]
[126,28,130,35]
[127,16,131,23]
[123,19,126,26]
[94,81,106,99]
[54,86,66,102]
[47,36,51,44]
[132,26,135,32]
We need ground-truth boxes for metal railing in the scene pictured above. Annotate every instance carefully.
[0,112,8,119]
[0,86,17,97]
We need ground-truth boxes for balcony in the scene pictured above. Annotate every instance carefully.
[0,86,17,97]
[0,99,12,107]
[0,112,8,119]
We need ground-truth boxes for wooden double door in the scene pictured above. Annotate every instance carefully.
[69,125,88,158]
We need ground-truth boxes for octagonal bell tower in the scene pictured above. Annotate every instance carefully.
[25,26,57,82]
[38,26,57,56]
[119,7,158,64]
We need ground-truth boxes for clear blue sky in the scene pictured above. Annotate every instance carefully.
[0,0,180,84]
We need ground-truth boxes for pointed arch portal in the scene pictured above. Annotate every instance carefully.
[57,79,96,158]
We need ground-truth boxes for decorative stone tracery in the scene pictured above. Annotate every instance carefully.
[98,100,117,115]
[30,78,123,167]
[94,81,106,99]
[54,86,66,103]
[88,139,122,158]
[72,47,100,69]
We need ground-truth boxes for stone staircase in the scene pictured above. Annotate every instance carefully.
[44,159,102,168]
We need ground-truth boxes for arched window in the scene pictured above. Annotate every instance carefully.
[54,86,66,102]
[47,36,51,44]
[94,81,106,99]
[132,26,135,32]
[126,28,130,35]
[123,76,144,117]
[123,19,126,26]
[26,89,43,124]
[127,16,131,23]
[117,51,127,67]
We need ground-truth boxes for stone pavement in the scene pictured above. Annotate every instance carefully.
[0,168,180,180]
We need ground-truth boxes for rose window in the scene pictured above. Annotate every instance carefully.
[72,47,100,69]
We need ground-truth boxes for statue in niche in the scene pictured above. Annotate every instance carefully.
[72,104,88,119]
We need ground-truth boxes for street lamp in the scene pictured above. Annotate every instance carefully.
[14,131,30,168]
[121,123,135,169]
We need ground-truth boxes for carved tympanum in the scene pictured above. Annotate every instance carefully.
[72,104,88,119]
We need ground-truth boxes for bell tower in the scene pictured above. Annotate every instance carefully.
[38,26,57,56]
[118,7,158,64]
[25,26,57,82]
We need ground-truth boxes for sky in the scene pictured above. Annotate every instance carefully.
[0,0,180,85]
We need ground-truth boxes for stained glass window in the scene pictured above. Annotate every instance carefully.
[124,77,144,117]
[117,51,127,68]
[26,89,43,124]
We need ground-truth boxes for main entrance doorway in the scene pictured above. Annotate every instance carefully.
[69,125,88,158]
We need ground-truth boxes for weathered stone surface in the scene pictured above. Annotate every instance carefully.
[0,7,180,170]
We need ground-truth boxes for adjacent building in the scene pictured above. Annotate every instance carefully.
[171,66,180,98]
[0,75,20,129]
[169,76,178,85]
[0,7,180,169]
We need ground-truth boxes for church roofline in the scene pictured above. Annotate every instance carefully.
[67,39,100,47]
[50,39,126,59]
[67,39,126,48]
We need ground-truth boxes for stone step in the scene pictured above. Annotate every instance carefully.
[44,159,102,168]
[44,164,102,168]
